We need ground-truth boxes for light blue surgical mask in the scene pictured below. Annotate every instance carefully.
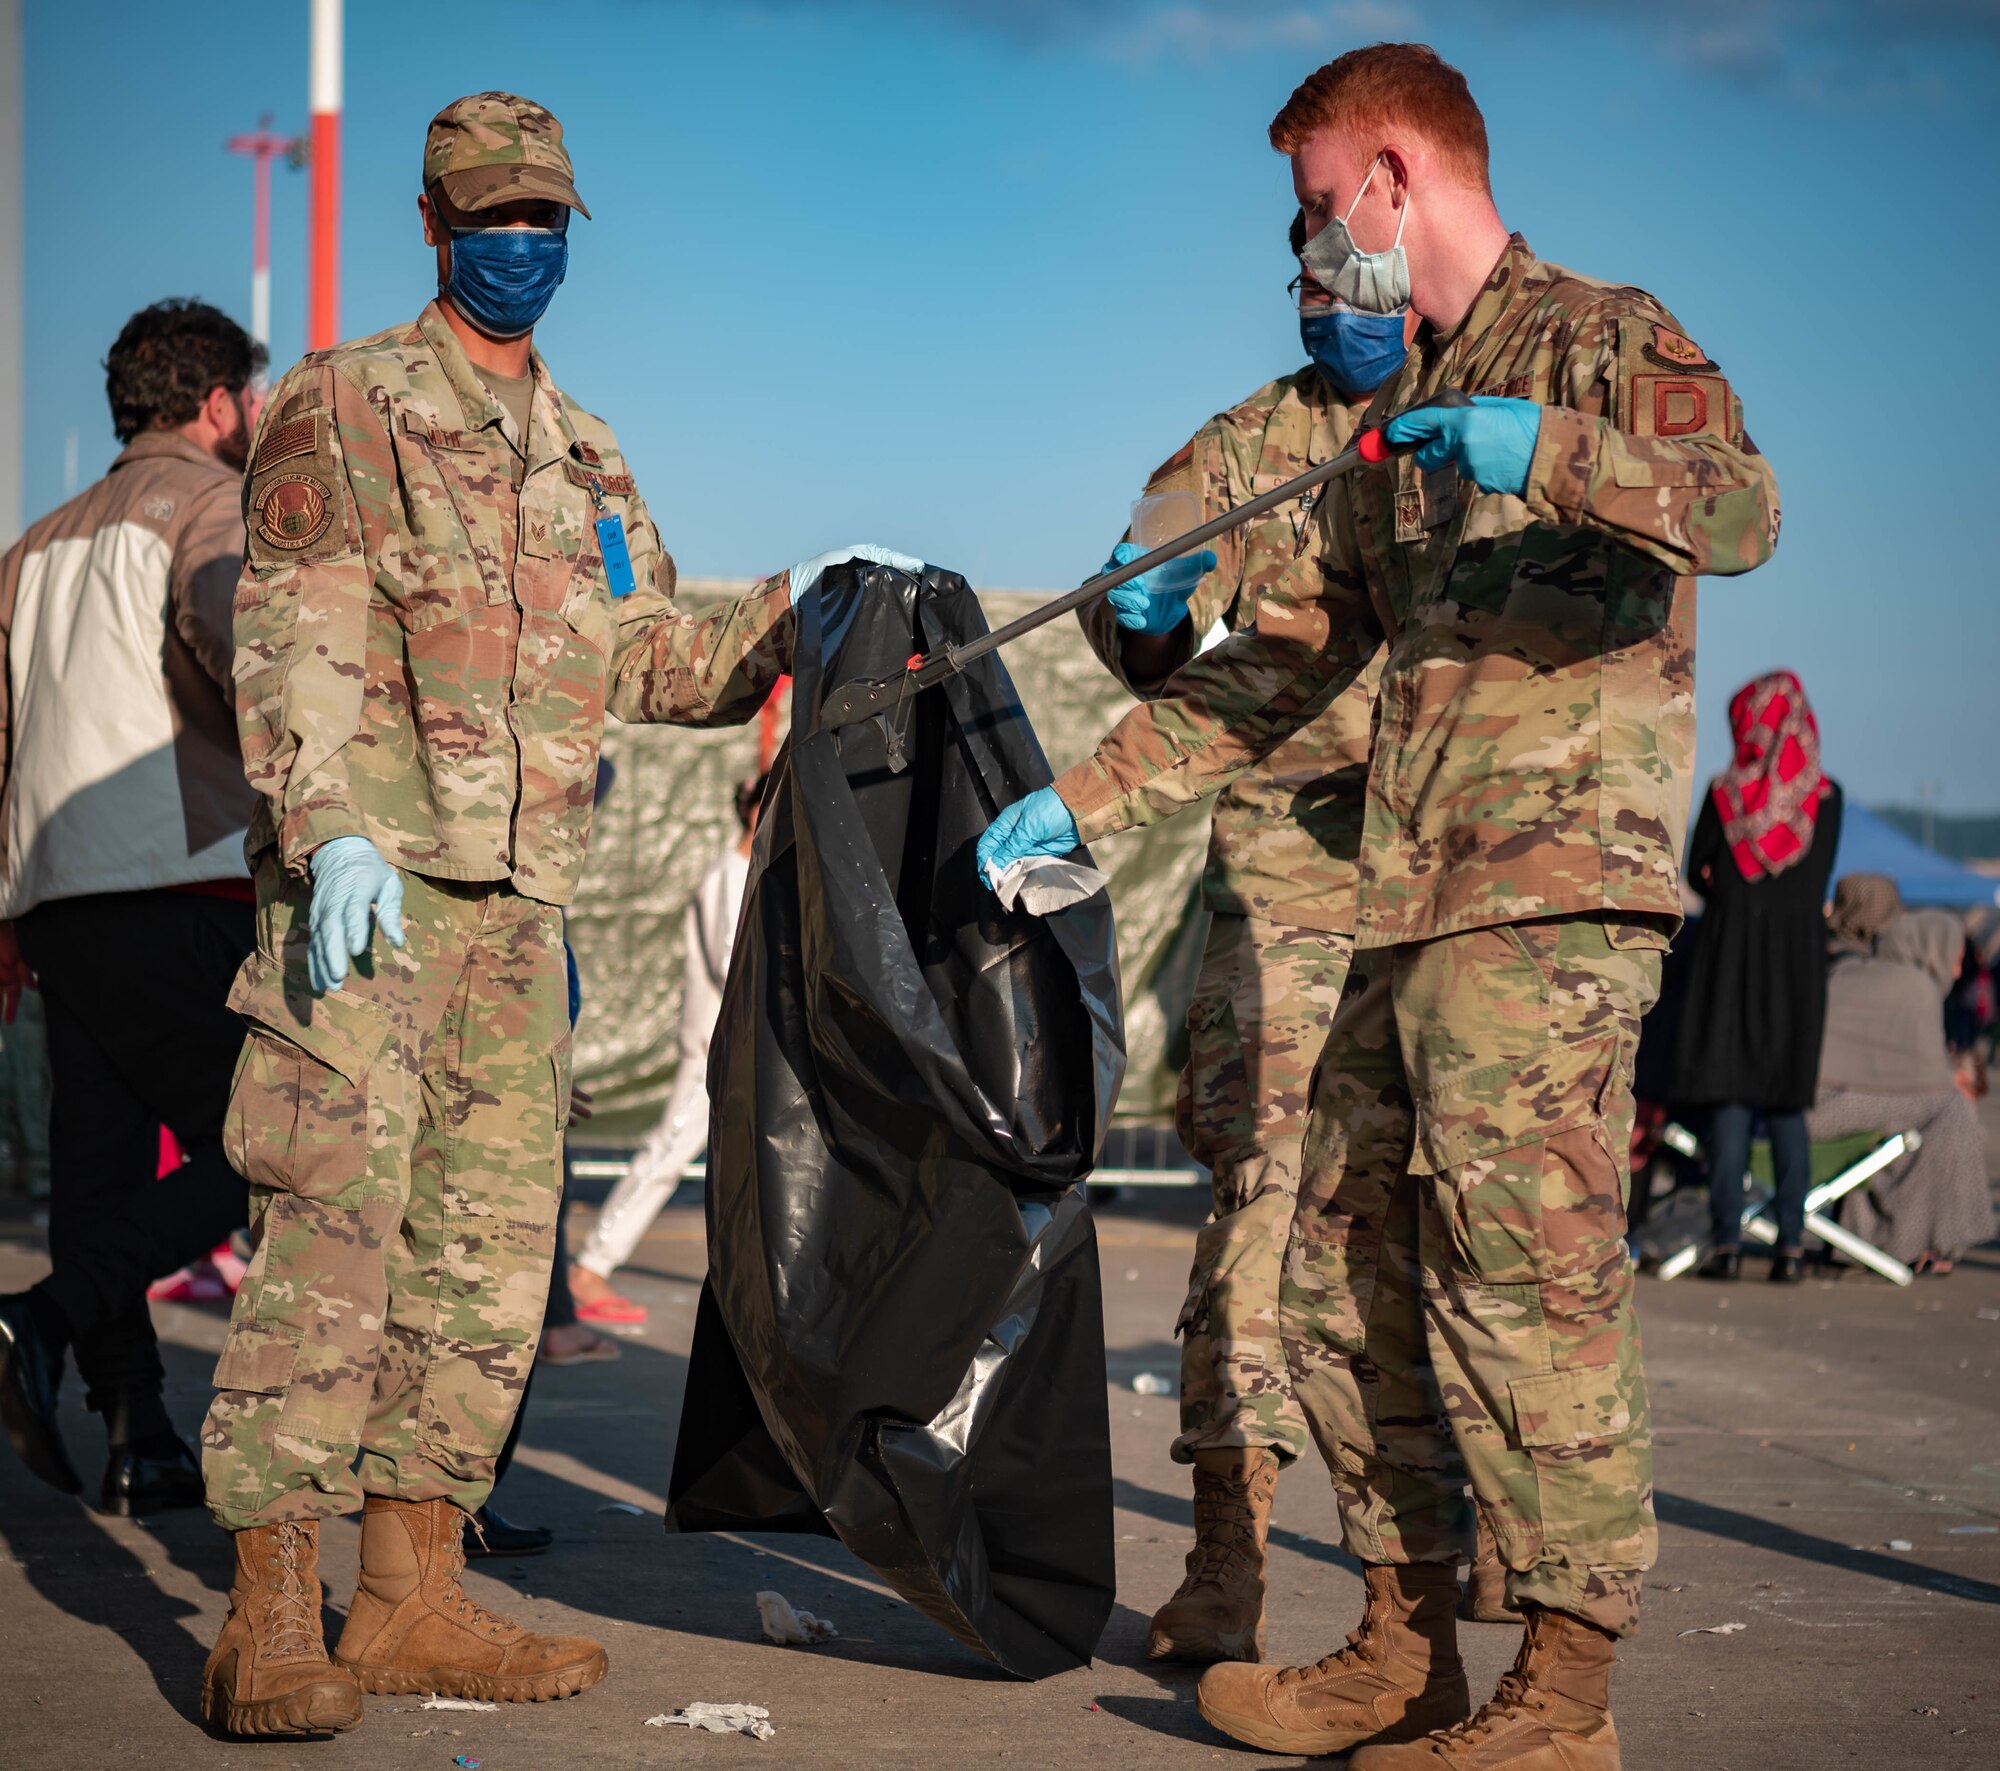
[1298,157,1410,316]
[1299,302,1408,397]
[445,225,569,340]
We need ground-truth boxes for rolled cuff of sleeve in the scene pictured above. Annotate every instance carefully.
[1521,405,1599,528]
[1052,760,1128,845]
[278,803,369,878]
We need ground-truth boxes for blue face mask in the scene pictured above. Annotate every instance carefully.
[445,225,568,340]
[1299,304,1408,398]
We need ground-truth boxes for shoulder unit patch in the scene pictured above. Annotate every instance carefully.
[254,473,334,551]
[1640,324,1719,373]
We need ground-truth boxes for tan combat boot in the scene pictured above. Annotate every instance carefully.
[1146,1447,1279,1663]
[1196,1562,1470,1756]
[1459,1508,1519,1625]
[1349,1604,1621,1769]
[201,1520,364,1737]
[334,1496,608,1701]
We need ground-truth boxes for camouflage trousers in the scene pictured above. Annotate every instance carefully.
[201,864,570,1532]
[1173,914,1353,1465]
[1281,914,1667,1637]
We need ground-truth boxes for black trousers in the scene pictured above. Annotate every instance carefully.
[14,889,254,1417]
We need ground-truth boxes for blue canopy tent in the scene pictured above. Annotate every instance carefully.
[1830,802,2000,907]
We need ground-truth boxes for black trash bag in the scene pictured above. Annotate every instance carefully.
[663,561,1125,1681]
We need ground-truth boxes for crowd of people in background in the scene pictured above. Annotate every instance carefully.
[1650,671,1992,1284]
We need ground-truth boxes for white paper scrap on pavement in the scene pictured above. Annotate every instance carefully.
[756,1590,838,1645]
[984,855,1109,917]
[646,1703,776,1740]
[1675,1622,1747,1638]
[421,1695,499,1710]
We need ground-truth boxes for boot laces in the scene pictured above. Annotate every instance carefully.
[1429,1620,1558,1743]
[1274,1614,1381,1688]
[1435,1667,1536,1742]
[1176,1467,1265,1594]
[263,1523,320,1662]
[442,1512,514,1634]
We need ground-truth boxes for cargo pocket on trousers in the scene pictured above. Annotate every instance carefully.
[1173,1269,1211,1343]
[211,1320,300,1397]
[1509,1360,1651,1564]
[553,1027,575,1135]
[1177,971,1254,1166]
[1423,1032,1625,1286]
[225,951,396,1205]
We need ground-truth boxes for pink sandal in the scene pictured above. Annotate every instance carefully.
[575,1291,648,1326]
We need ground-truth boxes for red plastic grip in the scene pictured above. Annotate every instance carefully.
[905,654,925,671]
[1357,427,1391,465]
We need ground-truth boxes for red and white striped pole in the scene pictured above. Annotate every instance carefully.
[307,0,342,350]
[226,118,298,363]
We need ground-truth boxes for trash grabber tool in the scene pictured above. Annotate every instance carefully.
[817,387,1472,732]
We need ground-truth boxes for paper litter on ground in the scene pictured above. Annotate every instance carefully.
[757,1590,838,1644]
[1130,1372,1172,1396]
[1675,1622,1746,1638]
[984,854,1108,916]
[1887,1539,1914,1551]
[595,1501,646,1516]
[422,1696,498,1711]
[646,1704,776,1740]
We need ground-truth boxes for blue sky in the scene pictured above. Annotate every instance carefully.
[19,0,2000,808]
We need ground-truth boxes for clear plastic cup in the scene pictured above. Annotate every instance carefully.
[1129,488,1202,555]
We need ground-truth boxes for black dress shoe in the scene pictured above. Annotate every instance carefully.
[100,1433,204,1516]
[1696,1247,1742,1281]
[0,1292,82,1495]
[465,1503,553,1557]
[1768,1252,1806,1284]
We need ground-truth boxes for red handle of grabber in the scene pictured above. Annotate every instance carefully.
[1355,385,1475,464]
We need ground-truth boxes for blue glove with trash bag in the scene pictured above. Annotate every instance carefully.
[975,786,1081,889]
[787,544,927,606]
[1102,539,1216,635]
[308,835,406,993]
[1382,395,1542,498]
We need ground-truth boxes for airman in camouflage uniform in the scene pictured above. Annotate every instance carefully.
[1077,322,1383,1660]
[1038,50,1779,1763]
[199,94,796,1739]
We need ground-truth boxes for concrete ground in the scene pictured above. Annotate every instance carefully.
[2,1177,1997,1770]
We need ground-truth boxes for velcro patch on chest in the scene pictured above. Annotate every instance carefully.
[397,412,471,451]
[253,472,335,551]
[253,412,320,475]
[1626,373,1732,441]
[563,460,636,497]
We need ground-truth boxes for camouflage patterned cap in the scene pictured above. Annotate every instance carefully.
[423,92,591,220]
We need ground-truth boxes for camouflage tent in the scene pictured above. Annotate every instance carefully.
[568,582,1210,1143]
[0,580,1212,1186]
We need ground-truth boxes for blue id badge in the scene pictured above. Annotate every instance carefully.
[596,513,636,598]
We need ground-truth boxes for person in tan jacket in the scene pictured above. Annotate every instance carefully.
[0,299,264,1518]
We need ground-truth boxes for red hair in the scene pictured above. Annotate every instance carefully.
[1269,44,1490,193]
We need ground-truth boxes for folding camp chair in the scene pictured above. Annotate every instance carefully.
[1653,1123,1921,1285]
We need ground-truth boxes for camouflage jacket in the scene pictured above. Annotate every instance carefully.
[1053,238,1780,948]
[1077,366,1381,934]
[235,302,791,907]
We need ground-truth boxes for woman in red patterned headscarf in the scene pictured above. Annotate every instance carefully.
[1710,671,1829,882]
[1671,672,1845,1284]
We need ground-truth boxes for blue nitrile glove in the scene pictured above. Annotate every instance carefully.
[1102,539,1218,635]
[307,836,406,993]
[976,786,1081,889]
[1383,395,1542,497]
[787,544,926,607]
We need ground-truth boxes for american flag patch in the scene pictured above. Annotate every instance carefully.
[253,412,319,475]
